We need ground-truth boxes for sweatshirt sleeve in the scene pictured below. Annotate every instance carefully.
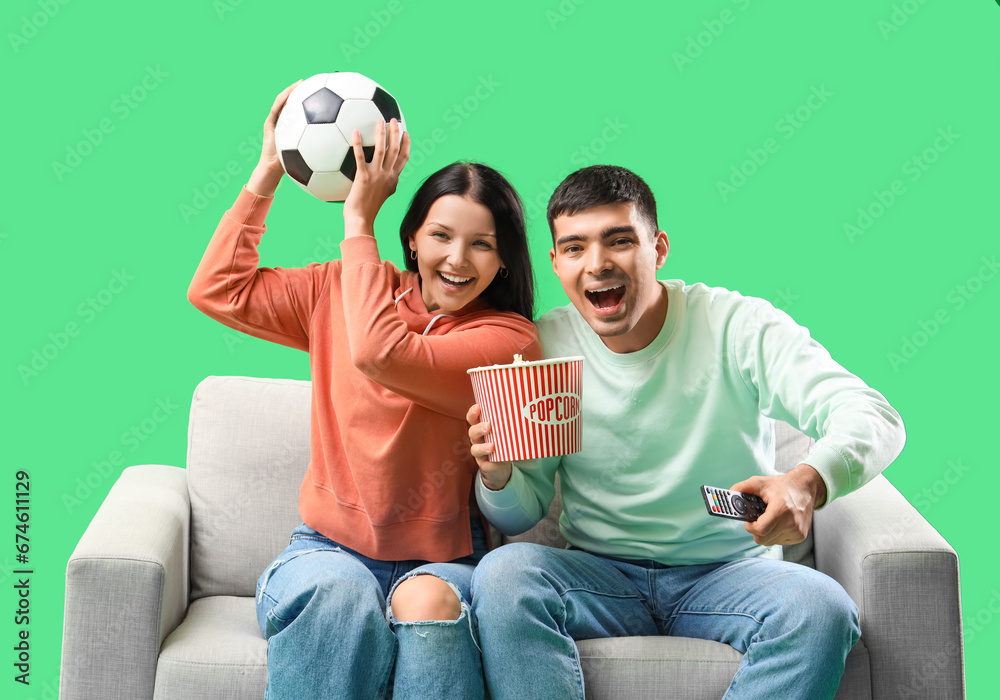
[338,235,542,419]
[475,457,560,535]
[731,299,906,504]
[187,186,328,352]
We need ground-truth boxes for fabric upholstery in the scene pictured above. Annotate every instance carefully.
[186,375,311,599]
[815,476,966,699]
[154,597,266,700]
[60,376,964,699]
[577,636,871,700]
[60,465,189,700]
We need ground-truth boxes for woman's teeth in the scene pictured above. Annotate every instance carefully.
[440,271,473,286]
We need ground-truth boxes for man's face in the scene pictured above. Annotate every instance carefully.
[550,203,669,353]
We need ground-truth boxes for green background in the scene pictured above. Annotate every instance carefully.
[3,0,997,696]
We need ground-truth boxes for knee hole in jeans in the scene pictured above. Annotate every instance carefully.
[389,574,462,622]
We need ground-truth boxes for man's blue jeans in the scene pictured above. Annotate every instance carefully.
[255,519,488,699]
[471,542,860,699]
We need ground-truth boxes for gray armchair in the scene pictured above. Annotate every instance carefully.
[60,376,965,699]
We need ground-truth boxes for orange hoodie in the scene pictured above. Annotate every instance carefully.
[188,187,541,561]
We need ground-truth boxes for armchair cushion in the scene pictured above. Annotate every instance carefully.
[153,597,266,700]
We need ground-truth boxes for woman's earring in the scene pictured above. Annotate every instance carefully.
[410,249,417,260]
[499,267,509,278]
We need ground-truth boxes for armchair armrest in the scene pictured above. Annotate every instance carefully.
[60,465,190,700]
[813,474,965,699]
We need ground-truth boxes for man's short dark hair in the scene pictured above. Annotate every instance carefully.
[546,165,659,241]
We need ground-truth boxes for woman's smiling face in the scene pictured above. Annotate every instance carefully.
[409,194,504,313]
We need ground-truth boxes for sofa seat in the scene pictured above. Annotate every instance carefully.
[578,635,871,699]
[154,597,266,699]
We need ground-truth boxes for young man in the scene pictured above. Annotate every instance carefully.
[467,165,905,699]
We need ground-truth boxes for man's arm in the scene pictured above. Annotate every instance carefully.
[730,299,905,545]
[468,404,559,536]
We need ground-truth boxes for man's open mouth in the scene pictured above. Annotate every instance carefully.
[585,284,625,310]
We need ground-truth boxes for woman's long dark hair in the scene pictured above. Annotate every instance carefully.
[398,162,535,320]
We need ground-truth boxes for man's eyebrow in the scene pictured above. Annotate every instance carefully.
[554,233,586,247]
[601,225,638,239]
[555,225,637,247]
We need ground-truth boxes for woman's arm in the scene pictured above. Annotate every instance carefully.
[336,121,542,418]
[341,236,541,418]
[188,81,327,352]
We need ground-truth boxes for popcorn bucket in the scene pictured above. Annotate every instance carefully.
[467,356,584,461]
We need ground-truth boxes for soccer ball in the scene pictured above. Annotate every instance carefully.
[274,72,406,202]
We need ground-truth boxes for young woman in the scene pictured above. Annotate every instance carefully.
[187,81,541,699]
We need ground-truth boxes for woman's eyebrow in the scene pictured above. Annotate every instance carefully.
[426,221,496,237]
[425,220,453,230]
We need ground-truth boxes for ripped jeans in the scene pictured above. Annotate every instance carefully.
[255,518,488,700]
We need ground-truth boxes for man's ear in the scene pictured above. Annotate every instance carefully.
[550,247,557,273]
[654,230,669,270]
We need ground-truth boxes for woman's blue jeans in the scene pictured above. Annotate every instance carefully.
[255,519,488,699]
[471,542,860,700]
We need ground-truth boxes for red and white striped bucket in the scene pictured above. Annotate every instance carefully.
[467,356,584,461]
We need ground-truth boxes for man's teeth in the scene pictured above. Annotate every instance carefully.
[440,272,473,284]
[586,284,625,309]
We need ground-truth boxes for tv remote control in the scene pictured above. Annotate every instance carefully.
[701,485,766,522]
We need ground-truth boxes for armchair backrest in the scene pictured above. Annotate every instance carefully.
[186,376,311,599]
[185,376,816,598]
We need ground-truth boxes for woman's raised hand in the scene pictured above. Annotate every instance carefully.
[343,119,411,231]
[247,80,303,196]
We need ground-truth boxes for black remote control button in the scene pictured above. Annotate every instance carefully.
[731,495,746,515]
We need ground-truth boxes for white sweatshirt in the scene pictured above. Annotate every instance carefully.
[477,280,906,565]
